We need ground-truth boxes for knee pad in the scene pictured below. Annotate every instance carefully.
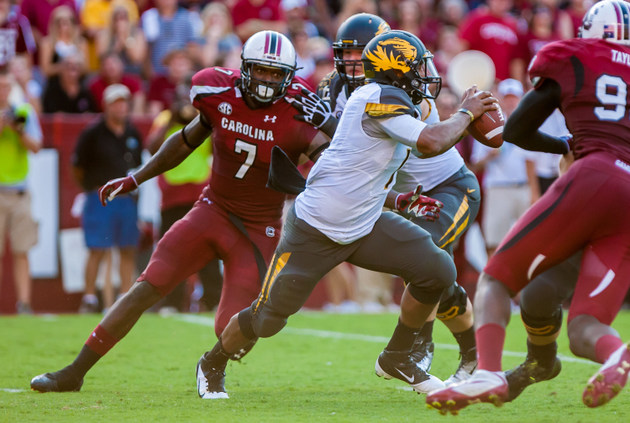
[251,309,289,338]
[521,305,563,337]
[437,283,468,321]
[238,308,257,340]
[520,264,574,320]
[407,284,445,305]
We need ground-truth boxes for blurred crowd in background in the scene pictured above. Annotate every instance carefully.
[0,0,605,314]
[3,0,594,117]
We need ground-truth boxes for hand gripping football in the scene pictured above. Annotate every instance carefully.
[467,103,505,148]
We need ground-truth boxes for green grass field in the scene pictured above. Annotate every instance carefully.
[1,310,629,422]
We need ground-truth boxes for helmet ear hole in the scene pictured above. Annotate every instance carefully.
[579,0,630,45]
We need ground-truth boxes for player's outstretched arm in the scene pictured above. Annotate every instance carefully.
[416,87,497,158]
[503,79,570,155]
[99,115,211,205]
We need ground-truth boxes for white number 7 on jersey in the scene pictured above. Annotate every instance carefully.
[234,139,257,179]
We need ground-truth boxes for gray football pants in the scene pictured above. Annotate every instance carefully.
[247,205,456,338]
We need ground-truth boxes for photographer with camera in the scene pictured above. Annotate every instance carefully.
[0,68,42,314]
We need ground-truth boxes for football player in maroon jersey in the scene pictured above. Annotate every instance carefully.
[30,30,330,395]
[427,0,630,413]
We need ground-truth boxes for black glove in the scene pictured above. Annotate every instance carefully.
[290,88,338,138]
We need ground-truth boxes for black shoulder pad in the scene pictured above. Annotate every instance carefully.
[365,85,416,118]
[318,70,347,113]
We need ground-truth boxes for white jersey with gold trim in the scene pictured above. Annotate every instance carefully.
[295,83,425,244]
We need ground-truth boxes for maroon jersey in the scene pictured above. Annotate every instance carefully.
[0,8,36,65]
[529,38,630,162]
[191,67,318,225]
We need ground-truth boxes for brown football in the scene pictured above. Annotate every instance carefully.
[467,103,505,148]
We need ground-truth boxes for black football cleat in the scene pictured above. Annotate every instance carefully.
[196,353,229,399]
[504,356,561,402]
[410,335,435,373]
[375,349,445,394]
[31,367,84,393]
[444,346,478,386]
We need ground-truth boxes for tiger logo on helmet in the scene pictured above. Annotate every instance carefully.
[364,37,418,74]
[362,30,441,104]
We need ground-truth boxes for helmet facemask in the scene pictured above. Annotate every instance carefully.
[241,61,295,104]
[390,52,442,104]
[334,46,366,92]
[408,51,442,103]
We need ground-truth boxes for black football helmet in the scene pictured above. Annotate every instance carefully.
[362,30,441,104]
[332,13,391,93]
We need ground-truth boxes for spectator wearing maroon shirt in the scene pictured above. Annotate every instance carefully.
[146,49,192,116]
[393,0,442,52]
[89,52,145,115]
[439,0,468,27]
[0,0,36,66]
[232,0,287,42]
[20,0,77,44]
[458,0,525,81]
[433,25,465,77]
[561,0,590,38]
[513,5,561,86]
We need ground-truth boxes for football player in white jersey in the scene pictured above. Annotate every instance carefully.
[292,13,479,387]
[195,29,497,398]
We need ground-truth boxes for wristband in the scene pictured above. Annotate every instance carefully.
[458,108,475,122]
[181,127,194,149]
[127,172,139,188]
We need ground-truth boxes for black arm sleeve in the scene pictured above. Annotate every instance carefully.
[503,79,570,155]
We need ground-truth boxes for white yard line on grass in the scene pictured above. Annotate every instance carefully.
[169,313,597,366]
